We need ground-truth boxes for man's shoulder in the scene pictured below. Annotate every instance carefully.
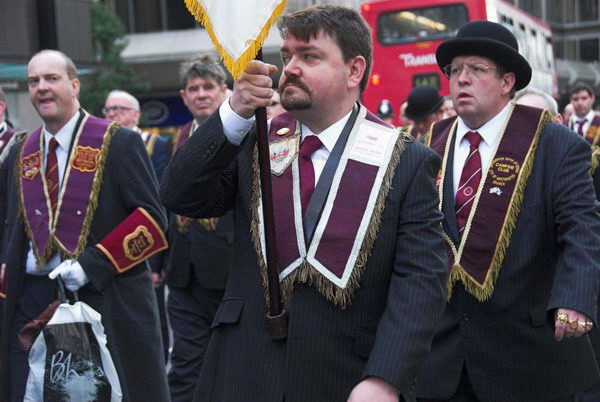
[539,121,585,150]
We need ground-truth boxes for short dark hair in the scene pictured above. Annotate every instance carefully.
[277,5,373,93]
[179,54,227,89]
[569,82,595,98]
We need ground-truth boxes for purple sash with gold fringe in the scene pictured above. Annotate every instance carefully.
[427,104,552,301]
[251,104,404,308]
[19,113,115,268]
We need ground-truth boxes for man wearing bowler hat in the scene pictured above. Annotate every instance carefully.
[402,85,444,142]
[418,20,600,401]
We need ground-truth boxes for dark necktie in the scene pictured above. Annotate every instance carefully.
[299,135,322,215]
[577,119,588,137]
[456,131,482,233]
[46,137,59,215]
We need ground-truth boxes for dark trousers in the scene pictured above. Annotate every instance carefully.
[155,283,170,363]
[9,274,56,402]
[167,270,224,402]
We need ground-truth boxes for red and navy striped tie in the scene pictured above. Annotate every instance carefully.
[456,131,482,233]
[46,137,59,215]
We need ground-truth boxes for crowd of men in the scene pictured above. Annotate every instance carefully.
[0,4,600,402]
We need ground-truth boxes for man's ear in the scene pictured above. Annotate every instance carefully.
[347,56,367,90]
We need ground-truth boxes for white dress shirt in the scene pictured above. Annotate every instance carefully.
[219,97,352,182]
[453,102,512,197]
[26,111,80,274]
[570,109,596,137]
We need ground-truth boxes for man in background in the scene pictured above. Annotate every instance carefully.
[515,87,563,123]
[402,85,445,141]
[567,83,599,143]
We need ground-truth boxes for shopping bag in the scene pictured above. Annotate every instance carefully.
[23,277,122,401]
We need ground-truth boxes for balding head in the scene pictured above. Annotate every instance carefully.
[104,90,141,128]
[515,88,562,123]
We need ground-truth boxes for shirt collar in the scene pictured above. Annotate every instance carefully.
[456,101,512,148]
[0,121,7,138]
[43,110,81,152]
[300,109,353,152]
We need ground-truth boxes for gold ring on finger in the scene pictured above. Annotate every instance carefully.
[556,313,568,323]
[569,320,579,330]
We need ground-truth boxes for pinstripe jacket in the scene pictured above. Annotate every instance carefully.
[160,110,448,402]
[417,120,600,401]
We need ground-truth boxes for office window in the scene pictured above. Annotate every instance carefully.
[579,0,599,22]
[519,0,542,19]
[547,0,577,23]
[111,0,197,33]
[580,37,599,61]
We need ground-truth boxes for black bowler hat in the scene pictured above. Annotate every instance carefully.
[436,20,532,90]
[405,85,444,122]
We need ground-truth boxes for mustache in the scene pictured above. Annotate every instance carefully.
[278,75,311,95]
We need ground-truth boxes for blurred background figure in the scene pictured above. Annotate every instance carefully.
[442,95,456,118]
[563,103,574,125]
[402,85,445,141]
[0,88,16,155]
[399,100,413,127]
[515,87,563,123]
[267,91,286,120]
[376,98,395,125]
[567,83,599,143]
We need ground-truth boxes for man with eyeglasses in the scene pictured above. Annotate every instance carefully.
[417,21,600,401]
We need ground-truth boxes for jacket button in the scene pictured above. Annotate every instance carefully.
[462,313,470,322]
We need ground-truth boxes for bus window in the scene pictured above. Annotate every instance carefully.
[377,4,468,45]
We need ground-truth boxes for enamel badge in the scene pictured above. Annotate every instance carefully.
[270,135,299,176]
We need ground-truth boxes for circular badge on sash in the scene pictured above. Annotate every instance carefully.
[489,157,520,186]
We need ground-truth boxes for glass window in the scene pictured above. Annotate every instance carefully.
[520,0,543,19]
[167,1,197,30]
[579,0,599,22]
[132,0,162,32]
[580,37,599,61]
[114,0,131,33]
[547,0,577,23]
[377,4,468,45]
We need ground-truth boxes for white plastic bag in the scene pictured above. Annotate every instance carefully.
[24,300,122,402]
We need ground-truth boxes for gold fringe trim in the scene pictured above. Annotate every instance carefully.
[447,110,553,301]
[184,0,287,79]
[250,130,408,309]
[590,146,600,176]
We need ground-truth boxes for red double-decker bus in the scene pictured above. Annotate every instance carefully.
[360,0,558,126]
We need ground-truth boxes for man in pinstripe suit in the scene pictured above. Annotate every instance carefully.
[161,5,448,402]
[417,21,600,401]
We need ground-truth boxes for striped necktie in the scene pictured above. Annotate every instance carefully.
[456,131,482,233]
[577,119,587,137]
[46,137,59,215]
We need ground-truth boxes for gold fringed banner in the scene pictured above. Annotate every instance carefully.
[184,0,287,79]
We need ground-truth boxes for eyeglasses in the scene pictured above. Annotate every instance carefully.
[102,106,134,115]
[442,63,497,79]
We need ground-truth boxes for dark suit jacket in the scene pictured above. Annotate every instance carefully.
[148,135,171,183]
[160,110,449,402]
[163,121,233,290]
[164,211,233,290]
[0,125,170,401]
[417,121,600,401]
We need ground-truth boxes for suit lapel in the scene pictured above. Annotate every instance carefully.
[443,133,460,244]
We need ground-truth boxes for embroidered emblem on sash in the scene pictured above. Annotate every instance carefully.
[71,145,101,172]
[21,151,42,180]
[270,135,299,176]
[490,157,520,186]
[123,225,154,260]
